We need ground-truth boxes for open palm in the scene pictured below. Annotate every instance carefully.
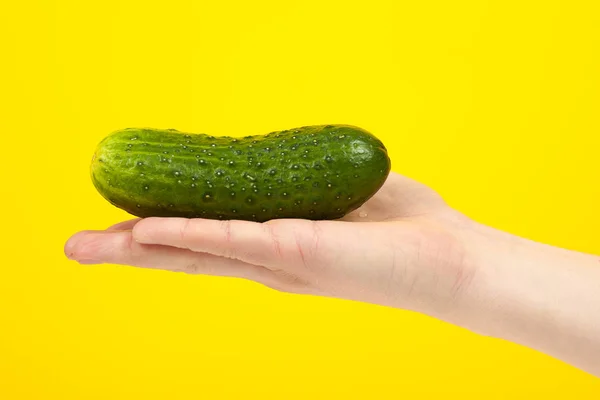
[65,172,475,314]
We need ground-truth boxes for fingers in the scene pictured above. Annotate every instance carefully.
[131,217,320,268]
[63,230,287,287]
[106,218,142,231]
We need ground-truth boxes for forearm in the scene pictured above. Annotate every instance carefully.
[460,223,600,377]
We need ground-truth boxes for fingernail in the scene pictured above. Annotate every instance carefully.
[64,231,88,259]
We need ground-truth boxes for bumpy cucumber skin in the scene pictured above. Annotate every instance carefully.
[91,125,391,222]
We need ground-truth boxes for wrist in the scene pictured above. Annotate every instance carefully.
[454,219,600,375]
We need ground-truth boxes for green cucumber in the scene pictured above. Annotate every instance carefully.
[91,124,391,222]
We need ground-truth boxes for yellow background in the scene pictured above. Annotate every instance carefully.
[1,0,599,398]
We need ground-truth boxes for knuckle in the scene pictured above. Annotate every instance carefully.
[306,221,322,260]
[292,221,321,270]
[263,220,323,269]
[218,220,237,258]
[218,220,233,244]
[262,220,283,259]
[179,218,194,246]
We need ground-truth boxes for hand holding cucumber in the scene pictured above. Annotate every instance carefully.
[65,125,600,378]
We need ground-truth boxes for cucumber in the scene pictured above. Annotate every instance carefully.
[90,124,391,222]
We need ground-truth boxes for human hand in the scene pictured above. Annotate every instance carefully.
[64,171,478,320]
[65,171,600,376]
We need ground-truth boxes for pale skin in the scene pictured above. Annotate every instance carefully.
[64,172,600,377]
